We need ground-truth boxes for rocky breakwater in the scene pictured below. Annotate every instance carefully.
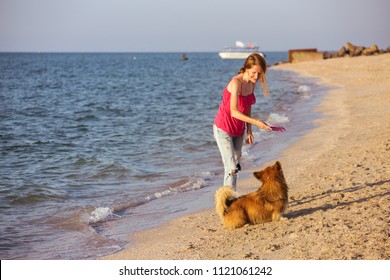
[324,42,390,59]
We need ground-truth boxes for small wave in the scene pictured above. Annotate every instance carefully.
[8,185,67,206]
[91,163,131,179]
[175,172,215,192]
[267,113,289,124]
[297,85,311,93]
[73,156,101,166]
[88,207,118,224]
[100,172,216,216]
[74,115,99,122]
[10,194,61,205]
[144,172,215,201]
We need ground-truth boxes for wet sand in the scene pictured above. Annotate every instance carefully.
[102,54,390,260]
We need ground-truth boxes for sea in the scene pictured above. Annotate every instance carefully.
[0,52,326,259]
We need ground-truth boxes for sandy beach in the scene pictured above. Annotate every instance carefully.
[102,53,390,260]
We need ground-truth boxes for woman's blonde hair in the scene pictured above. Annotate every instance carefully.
[238,53,270,97]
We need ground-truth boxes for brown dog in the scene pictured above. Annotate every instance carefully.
[215,161,288,229]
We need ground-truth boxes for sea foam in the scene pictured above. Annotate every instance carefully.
[297,85,311,93]
[89,207,114,223]
[267,112,290,124]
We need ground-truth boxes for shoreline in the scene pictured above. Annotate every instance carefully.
[102,54,390,260]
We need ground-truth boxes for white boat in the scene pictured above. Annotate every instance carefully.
[219,41,261,59]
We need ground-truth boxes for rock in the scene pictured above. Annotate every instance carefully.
[352,46,365,56]
[333,47,347,58]
[345,42,358,53]
[345,42,366,56]
[362,45,379,56]
[289,42,387,63]
[323,51,333,59]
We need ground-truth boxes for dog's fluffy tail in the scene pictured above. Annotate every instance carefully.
[215,186,237,220]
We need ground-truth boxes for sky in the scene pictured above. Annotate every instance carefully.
[1,0,389,52]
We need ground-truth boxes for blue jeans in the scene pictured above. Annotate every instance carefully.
[213,125,243,190]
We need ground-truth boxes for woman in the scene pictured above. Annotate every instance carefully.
[213,53,271,190]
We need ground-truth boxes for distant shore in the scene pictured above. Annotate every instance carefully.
[102,54,390,260]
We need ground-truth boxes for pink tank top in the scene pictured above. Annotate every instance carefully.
[214,85,256,137]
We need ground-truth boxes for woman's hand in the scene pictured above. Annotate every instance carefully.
[256,120,272,131]
[246,132,254,144]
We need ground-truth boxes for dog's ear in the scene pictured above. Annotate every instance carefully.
[253,171,263,181]
[275,161,282,170]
